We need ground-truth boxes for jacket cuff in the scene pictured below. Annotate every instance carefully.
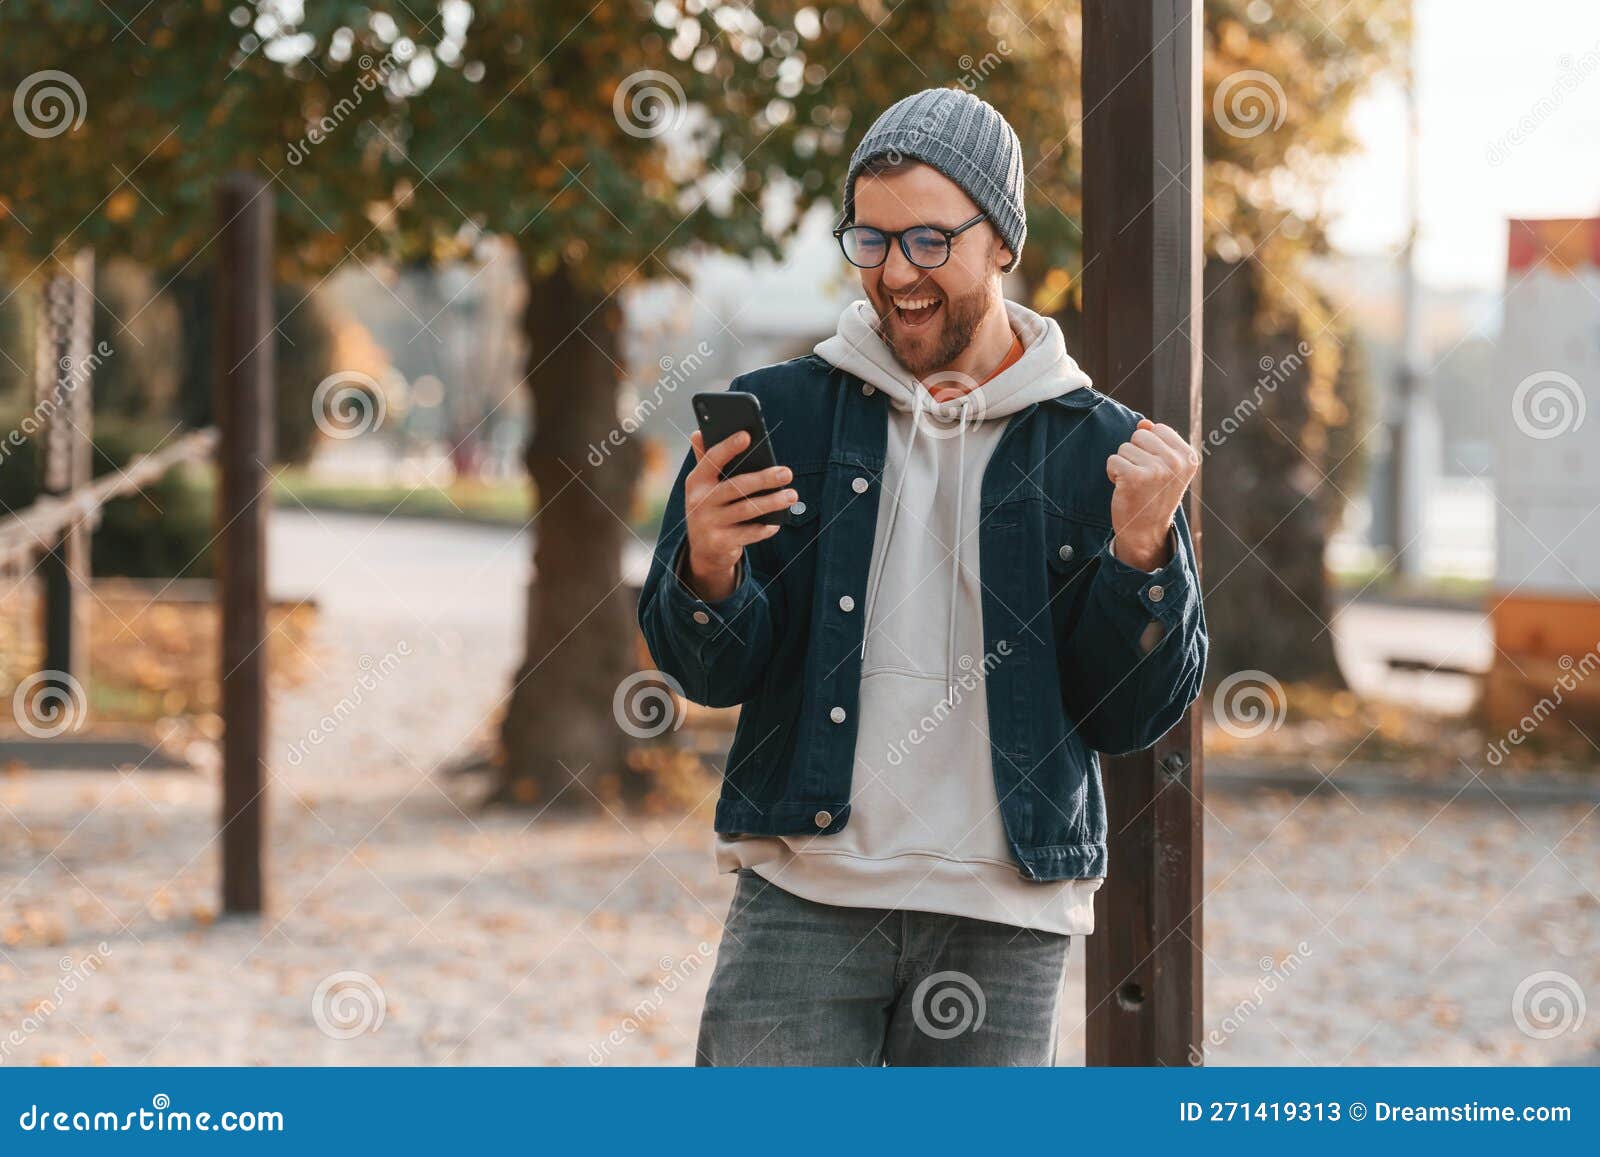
[664,536,756,634]
[1098,524,1190,628]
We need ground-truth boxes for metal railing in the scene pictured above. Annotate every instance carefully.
[0,427,218,573]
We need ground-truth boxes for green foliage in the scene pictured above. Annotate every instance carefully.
[90,259,183,422]
[0,0,1409,595]
[2,1,1408,340]
[0,2,403,272]
[0,288,25,401]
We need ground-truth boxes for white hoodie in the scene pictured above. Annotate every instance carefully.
[713,296,1106,936]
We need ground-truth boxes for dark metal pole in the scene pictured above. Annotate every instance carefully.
[35,250,95,693]
[1081,0,1205,1066]
[214,172,274,915]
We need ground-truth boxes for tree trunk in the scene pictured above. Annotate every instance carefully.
[493,256,641,809]
[1196,256,1348,686]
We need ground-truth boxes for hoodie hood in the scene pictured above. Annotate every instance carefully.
[812,296,1093,705]
[813,296,1091,423]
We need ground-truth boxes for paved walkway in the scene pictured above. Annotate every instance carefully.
[1,512,1593,1065]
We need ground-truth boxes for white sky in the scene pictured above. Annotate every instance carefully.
[1324,0,1600,290]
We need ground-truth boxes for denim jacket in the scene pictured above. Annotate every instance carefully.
[636,354,1207,880]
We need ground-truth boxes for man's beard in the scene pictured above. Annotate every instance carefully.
[877,277,993,381]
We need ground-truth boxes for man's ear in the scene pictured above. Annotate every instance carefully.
[993,232,1013,271]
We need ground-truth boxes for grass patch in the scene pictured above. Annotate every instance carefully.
[1330,564,1489,604]
[186,462,672,538]
[268,467,534,525]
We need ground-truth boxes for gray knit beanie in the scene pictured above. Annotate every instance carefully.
[840,87,1027,273]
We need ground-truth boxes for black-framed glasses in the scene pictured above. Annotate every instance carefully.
[832,211,987,269]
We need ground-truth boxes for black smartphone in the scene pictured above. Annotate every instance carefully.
[692,390,787,527]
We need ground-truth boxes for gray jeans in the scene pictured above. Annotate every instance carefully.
[695,867,1073,1066]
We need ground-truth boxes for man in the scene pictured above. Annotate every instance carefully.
[638,87,1207,1066]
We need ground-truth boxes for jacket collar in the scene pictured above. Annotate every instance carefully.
[1044,387,1104,411]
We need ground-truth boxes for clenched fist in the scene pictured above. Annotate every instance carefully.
[1105,418,1199,571]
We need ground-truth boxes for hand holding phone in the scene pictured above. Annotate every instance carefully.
[683,391,796,602]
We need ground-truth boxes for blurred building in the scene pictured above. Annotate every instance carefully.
[1487,216,1600,731]
[1308,252,1501,581]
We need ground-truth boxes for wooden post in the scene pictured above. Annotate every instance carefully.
[214,172,274,915]
[1081,0,1205,1065]
[34,250,95,693]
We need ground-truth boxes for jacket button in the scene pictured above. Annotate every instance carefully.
[814,810,833,827]
[692,610,710,624]
[861,384,875,396]
[829,706,846,723]
[789,500,806,516]
[1057,543,1074,562]
[1147,584,1165,602]
[852,476,869,494]
[838,595,855,612]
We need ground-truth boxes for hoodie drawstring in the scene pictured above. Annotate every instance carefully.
[860,388,976,709]
[945,395,972,706]
[861,387,922,665]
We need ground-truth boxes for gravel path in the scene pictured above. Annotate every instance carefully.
[1,513,1594,1066]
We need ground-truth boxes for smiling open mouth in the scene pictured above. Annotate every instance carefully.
[892,294,942,329]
